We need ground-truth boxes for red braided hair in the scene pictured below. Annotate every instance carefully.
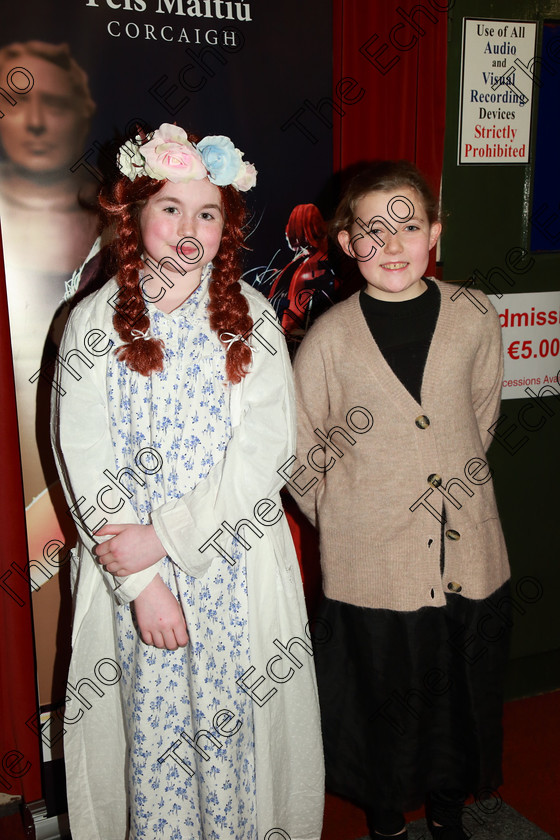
[99,176,166,374]
[99,149,253,382]
[207,184,252,384]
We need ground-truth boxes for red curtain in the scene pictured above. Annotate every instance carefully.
[333,0,448,273]
[287,1,448,601]
[287,2,448,603]
[0,226,42,802]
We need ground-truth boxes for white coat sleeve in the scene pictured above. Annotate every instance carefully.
[50,302,164,604]
[151,298,296,578]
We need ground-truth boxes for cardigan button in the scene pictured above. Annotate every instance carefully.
[428,473,442,488]
[445,529,461,541]
[415,415,430,429]
[447,581,462,593]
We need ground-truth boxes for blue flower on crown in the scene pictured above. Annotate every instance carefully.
[197,136,243,187]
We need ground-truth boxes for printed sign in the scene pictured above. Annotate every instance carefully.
[458,18,537,164]
[489,291,560,399]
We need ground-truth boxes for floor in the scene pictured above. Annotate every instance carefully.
[1,690,559,840]
[320,690,560,839]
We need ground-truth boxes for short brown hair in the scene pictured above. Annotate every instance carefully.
[330,160,439,244]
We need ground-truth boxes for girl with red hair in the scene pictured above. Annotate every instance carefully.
[51,125,323,840]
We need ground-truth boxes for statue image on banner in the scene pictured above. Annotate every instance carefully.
[0,40,99,699]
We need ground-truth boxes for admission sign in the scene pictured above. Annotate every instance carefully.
[458,18,537,164]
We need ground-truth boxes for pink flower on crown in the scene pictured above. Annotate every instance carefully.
[141,124,207,183]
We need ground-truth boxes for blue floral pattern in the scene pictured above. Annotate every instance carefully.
[106,269,256,839]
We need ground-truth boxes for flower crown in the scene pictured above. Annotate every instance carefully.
[117,123,257,191]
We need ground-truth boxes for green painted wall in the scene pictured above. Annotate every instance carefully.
[441,0,560,697]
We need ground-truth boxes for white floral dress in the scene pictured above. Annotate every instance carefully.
[106,271,255,838]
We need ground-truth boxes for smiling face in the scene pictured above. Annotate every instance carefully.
[338,186,441,301]
[139,178,224,288]
[0,55,90,176]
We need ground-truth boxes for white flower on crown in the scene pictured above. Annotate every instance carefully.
[117,138,146,181]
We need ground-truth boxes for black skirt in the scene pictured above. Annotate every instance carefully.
[312,581,511,813]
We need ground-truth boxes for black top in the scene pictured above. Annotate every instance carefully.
[359,278,440,403]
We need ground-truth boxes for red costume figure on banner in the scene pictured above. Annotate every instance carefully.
[269,203,339,336]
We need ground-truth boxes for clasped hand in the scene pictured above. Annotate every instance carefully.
[94,523,165,576]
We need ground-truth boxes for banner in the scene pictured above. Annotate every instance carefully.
[0,0,332,803]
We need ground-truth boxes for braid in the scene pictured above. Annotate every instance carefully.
[208,185,253,384]
[99,176,165,375]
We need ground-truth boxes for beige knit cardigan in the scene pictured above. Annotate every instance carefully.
[290,279,510,611]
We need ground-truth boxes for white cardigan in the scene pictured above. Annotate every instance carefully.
[51,278,324,840]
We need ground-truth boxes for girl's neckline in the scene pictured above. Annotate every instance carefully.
[349,277,452,411]
[360,277,437,316]
[145,263,212,317]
